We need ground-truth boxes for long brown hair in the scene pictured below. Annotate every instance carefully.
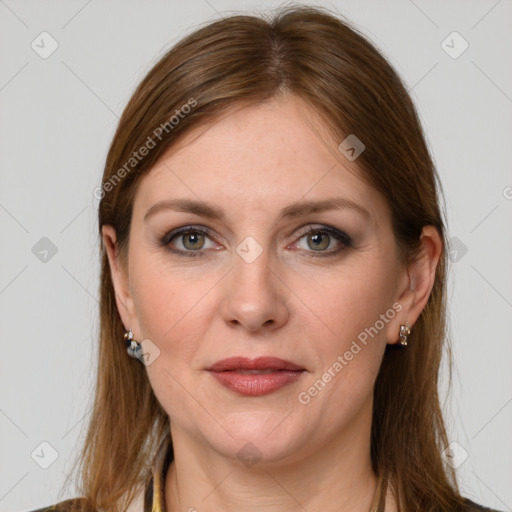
[64,5,467,511]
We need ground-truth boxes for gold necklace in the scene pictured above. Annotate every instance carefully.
[368,473,385,512]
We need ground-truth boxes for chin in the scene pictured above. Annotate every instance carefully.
[204,409,314,467]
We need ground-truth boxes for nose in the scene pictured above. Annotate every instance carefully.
[220,248,290,334]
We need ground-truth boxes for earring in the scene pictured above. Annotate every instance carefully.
[399,322,411,346]
[124,328,142,359]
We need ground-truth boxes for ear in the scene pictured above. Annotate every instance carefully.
[101,225,138,334]
[387,225,443,345]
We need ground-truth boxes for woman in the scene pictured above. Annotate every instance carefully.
[29,5,502,512]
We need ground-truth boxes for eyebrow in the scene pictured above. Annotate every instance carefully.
[144,196,371,223]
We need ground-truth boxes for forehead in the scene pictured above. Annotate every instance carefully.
[133,96,389,224]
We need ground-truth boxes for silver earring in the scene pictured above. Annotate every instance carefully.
[124,328,142,359]
[399,322,411,346]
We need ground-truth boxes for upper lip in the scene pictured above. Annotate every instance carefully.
[207,356,305,372]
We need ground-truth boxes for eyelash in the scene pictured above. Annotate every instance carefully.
[159,224,352,258]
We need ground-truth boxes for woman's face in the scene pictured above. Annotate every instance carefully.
[105,95,414,465]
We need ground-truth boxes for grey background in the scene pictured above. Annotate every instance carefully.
[0,1,511,511]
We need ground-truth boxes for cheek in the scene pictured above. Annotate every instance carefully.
[129,253,219,378]
[299,260,396,350]
[293,262,394,408]
[133,264,206,425]
[130,250,205,342]
[132,274,176,340]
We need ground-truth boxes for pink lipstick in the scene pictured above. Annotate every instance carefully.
[206,356,305,396]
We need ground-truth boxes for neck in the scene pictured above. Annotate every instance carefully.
[165,402,393,512]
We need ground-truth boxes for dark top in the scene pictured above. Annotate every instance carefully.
[26,434,504,512]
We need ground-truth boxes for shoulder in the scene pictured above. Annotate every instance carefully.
[25,498,95,512]
[464,497,505,512]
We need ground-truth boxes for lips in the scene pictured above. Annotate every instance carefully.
[207,356,304,372]
[206,357,305,396]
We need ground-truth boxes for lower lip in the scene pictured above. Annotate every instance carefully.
[208,370,304,396]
